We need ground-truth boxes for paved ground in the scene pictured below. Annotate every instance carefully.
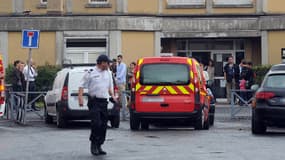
[1,104,285,160]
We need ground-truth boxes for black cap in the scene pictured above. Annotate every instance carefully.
[97,54,112,63]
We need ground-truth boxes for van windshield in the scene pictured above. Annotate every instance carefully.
[140,63,190,85]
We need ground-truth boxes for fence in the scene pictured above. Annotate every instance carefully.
[230,89,255,118]
[4,85,46,124]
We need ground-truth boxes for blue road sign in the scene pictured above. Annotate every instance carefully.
[22,30,40,48]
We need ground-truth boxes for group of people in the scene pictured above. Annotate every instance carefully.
[224,56,255,104]
[109,55,136,120]
[11,59,38,110]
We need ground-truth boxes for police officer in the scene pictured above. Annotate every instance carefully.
[78,54,117,156]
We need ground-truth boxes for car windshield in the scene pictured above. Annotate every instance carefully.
[140,63,190,85]
[263,74,285,88]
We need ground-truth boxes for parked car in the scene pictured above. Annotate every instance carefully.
[44,64,120,128]
[129,57,211,131]
[251,64,285,134]
[0,55,5,117]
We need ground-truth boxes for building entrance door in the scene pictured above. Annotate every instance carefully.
[211,52,235,98]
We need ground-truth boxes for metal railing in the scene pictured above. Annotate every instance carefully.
[230,89,254,118]
[4,86,46,124]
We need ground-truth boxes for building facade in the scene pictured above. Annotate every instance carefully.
[0,0,285,97]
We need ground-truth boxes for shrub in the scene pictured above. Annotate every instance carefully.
[252,65,272,85]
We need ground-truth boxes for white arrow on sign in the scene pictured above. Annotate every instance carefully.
[27,32,34,47]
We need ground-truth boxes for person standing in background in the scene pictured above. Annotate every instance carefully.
[23,59,38,111]
[116,54,128,120]
[223,56,240,104]
[127,62,136,90]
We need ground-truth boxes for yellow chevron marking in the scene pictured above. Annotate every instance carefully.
[190,71,194,79]
[177,86,189,94]
[166,86,177,94]
[138,59,143,66]
[136,83,141,91]
[187,59,192,65]
[144,86,152,91]
[189,83,194,92]
[152,86,163,94]
[136,71,140,79]
[140,92,147,95]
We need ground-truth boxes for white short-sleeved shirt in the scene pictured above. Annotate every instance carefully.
[80,66,114,99]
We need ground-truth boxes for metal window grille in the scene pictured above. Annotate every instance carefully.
[213,0,252,5]
[89,0,108,4]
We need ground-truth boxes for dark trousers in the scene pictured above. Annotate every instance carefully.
[27,81,36,108]
[87,97,108,146]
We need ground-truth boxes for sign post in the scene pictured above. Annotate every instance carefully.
[22,29,40,124]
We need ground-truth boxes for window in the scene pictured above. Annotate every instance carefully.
[86,0,111,8]
[140,64,190,85]
[89,0,108,4]
[264,74,285,88]
[167,0,205,5]
[213,0,253,7]
[41,0,47,4]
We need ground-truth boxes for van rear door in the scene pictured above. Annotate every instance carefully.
[136,63,195,113]
[68,68,91,110]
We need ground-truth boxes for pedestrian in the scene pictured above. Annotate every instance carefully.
[78,54,117,156]
[127,62,136,90]
[116,54,128,120]
[110,58,117,77]
[223,56,240,104]
[205,59,215,87]
[239,74,247,105]
[11,60,25,92]
[23,59,38,111]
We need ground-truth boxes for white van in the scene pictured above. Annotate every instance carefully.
[44,64,120,128]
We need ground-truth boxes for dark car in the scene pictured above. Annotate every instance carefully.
[251,66,285,134]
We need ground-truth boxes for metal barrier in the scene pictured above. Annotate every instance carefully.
[230,89,254,118]
[121,90,131,120]
[4,88,46,124]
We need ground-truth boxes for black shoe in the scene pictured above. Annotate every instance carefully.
[98,145,107,155]
[90,143,100,156]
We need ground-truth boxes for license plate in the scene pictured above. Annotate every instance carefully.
[142,97,164,103]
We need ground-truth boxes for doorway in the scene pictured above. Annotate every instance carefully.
[211,52,234,98]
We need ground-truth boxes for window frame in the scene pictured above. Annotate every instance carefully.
[41,0,47,4]
[89,0,109,4]
[167,0,206,9]
[213,0,254,8]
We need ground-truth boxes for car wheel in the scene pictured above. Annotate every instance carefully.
[130,110,140,131]
[209,106,215,126]
[111,114,120,128]
[252,108,266,134]
[44,105,53,124]
[194,107,204,130]
[141,121,149,130]
[56,109,67,128]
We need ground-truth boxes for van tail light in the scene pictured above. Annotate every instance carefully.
[0,79,4,105]
[193,77,200,110]
[255,91,275,100]
[61,86,68,101]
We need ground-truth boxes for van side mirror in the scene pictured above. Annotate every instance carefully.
[251,84,259,92]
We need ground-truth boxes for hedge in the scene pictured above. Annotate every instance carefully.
[252,65,272,85]
[5,64,61,91]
